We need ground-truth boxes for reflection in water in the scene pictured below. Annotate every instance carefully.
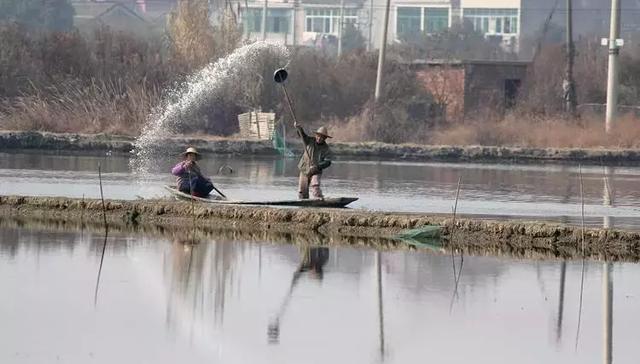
[268,246,330,344]
[163,237,243,344]
[93,227,109,306]
[449,252,464,314]
[556,261,567,344]
[603,262,613,364]
[377,250,385,361]
[603,166,614,229]
[0,227,638,364]
[601,168,614,364]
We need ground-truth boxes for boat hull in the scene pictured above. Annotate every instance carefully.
[164,186,358,208]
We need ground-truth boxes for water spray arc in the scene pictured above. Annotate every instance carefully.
[130,42,290,180]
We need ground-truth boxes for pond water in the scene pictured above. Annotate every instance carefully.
[1,227,637,363]
[1,152,640,230]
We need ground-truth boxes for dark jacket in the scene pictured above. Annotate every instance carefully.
[296,126,332,175]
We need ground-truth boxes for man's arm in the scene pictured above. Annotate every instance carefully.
[317,149,333,170]
[294,121,313,145]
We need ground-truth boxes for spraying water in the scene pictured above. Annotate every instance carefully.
[130,42,290,180]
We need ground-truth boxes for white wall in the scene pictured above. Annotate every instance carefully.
[460,0,520,7]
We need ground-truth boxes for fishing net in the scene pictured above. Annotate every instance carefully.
[394,225,443,250]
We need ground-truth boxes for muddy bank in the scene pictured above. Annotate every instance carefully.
[3,130,640,164]
[1,195,639,261]
[1,215,607,261]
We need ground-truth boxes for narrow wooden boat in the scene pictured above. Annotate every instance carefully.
[163,186,358,208]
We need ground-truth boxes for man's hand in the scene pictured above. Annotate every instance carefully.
[293,121,300,129]
[184,160,193,168]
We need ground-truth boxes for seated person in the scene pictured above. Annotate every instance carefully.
[171,147,214,197]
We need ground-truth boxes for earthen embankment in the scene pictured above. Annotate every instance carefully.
[1,195,638,261]
[3,130,640,164]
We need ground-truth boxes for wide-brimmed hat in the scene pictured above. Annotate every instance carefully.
[181,147,200,156]
[314,126,332,138]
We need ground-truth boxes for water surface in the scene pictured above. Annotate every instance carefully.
[1,152,639,229]
[0,227,638,364]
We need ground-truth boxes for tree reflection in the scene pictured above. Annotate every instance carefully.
[163,238,245,342]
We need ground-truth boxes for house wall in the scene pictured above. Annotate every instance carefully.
[415,66,465,121]
[460,0,521,51]
[389,0,452,42]
[519,0,640,59]
[460,0,519,7]
[241,2,296,45]
[240,1,365,47]
[463,63,527,113]
[414,62,528,121]
[235,0,579,53]
[365,0,523,51]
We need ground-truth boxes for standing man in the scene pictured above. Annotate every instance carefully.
[294,121,333,199]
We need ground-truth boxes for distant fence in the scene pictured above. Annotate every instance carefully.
[577,103,640,118]
[238,111,275,140]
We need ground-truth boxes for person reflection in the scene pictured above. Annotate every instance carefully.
[268,246,330,344]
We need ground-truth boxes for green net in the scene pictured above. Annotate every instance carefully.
[272,128,295,157]
[394,225,443,250]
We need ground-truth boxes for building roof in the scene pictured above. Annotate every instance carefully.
[73,1,175,22]
[73,1,145,21]
[139,0,177,18]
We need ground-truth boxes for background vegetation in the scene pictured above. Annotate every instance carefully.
[1,0,640,147]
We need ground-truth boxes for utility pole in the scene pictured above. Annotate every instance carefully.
[337,0,345,57]
[605,0,621,133]
[261,0,268,41]
[563,0,576,116]
[374,0,391,101]
[367,0,374,51]
[292,0,298,46]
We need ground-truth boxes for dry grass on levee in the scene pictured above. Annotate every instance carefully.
[0,81,159,136]
[428,115,640,149]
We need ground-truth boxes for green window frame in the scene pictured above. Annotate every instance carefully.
[396,7,421,35]
[267,9,291,33]
[424,8,449,34]
[305,8,359,34]
[243,8,262,33]
[463,8,519,35]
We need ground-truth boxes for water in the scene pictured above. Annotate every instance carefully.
[130,42,289,178]
[2,152,640,230]
[0,226,637,364]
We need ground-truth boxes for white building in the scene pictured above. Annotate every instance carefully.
[459,0,520,47]
[239,0,366,47]
[238,0,522,50]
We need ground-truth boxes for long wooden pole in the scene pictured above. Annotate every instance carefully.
[280,83,311,162]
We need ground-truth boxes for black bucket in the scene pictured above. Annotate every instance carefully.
[273,68,288,83]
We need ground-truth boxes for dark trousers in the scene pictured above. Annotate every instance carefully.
[298,173,323,199]
[179,178,214,197]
